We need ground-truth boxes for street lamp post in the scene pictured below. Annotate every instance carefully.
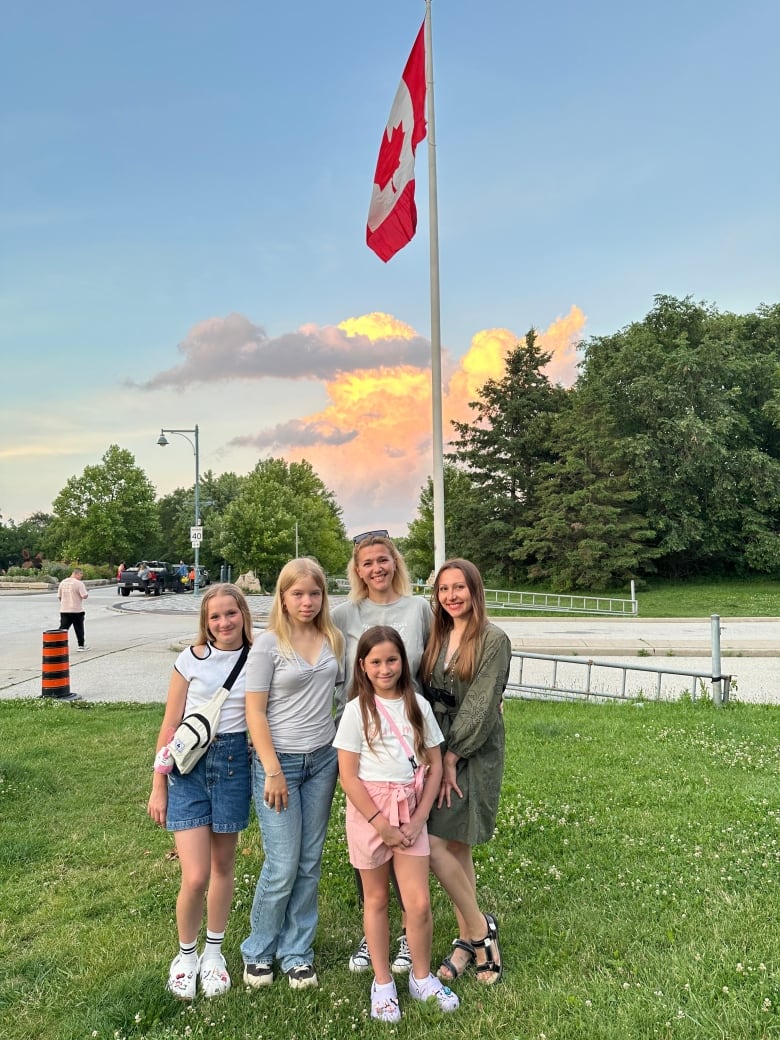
[157,425,201,597]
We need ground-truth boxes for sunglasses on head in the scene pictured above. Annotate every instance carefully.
[352,529,390,545]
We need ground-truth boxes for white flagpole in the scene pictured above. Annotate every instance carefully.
[425,0,446,572]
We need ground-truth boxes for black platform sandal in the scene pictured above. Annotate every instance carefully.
[437,938,475,981]
[472,912,503,985]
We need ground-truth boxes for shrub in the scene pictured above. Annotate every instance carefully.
[0,572,57,584]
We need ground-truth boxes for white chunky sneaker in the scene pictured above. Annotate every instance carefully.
[167,953,198,1001]
[409,971,460,1012]
[243,962,273,988]
[200,953,231,998]
[286,964,318,989]
[371,978,402,1023]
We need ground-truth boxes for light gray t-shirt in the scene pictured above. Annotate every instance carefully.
[331,595,433,717]
[245,630,340,753]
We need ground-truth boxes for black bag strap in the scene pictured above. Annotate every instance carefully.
[221,643,249,692]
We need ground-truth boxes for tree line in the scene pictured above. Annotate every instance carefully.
[3,296,780,592]
[403,295,780,589]
[0,453,350,590]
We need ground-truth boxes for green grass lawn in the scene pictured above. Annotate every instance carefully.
[3,695,780,1040]
[635,577,780,618]
[485,577,780,619]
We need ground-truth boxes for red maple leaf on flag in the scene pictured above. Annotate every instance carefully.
[366,21,426,261]
[374,122,406,192]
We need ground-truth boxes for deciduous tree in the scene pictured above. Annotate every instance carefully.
[50,445,159,564]
[157,470,246,574]
[578,296,780,577]
[218,459,349,586]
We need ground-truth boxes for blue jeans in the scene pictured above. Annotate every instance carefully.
[241,743,338,973]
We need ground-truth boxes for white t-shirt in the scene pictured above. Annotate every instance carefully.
[333,693,443,783]
[175,643,248,734]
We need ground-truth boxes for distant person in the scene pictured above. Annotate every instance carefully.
[58,567,89,651]
[137,562,151,595]
[176,561,188,593]
[116,562,125,595]
[421,559,510,986]
[147,583,254,1001]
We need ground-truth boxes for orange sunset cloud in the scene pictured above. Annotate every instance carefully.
[282,307,587,530]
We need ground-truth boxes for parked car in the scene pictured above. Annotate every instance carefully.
[190,565,210,586]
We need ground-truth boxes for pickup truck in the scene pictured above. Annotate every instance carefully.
[118,561,175,597]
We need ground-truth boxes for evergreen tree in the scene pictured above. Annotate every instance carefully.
[452,329,567,583]
[514,412,659,589]
[403,464,482,580]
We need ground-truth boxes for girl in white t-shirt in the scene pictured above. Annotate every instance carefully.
[334,625,460,1023]
[147,584,253,1002]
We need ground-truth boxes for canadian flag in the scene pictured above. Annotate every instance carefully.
[366,22,427,262]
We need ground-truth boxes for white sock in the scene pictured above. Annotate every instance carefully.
[373,977,397,993]
[411,972,436,994]
[178,940,198,967]
[202,929,225,963]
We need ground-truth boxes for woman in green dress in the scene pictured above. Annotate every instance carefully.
[421,559,511,985]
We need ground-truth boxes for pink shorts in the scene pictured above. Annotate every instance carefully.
[346,779,430,870]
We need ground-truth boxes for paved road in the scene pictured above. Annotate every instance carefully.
[1,585,778,703]
[0,585,253,703]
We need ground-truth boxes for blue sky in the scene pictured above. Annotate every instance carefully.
[2,0,779,537]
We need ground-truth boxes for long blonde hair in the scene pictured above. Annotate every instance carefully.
[268,557,344,660]
[346,534,412,601]
[421,559,488,683]
[351,625,429,765]
[196,583,254,647]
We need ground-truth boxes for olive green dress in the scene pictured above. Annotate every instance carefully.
[426,623,512,846]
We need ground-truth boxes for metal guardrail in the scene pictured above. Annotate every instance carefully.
[505,650,731,705]
[482,588,638,615]
[412,582,638,616]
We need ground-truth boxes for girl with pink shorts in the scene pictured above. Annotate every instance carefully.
[333,625,461,1023]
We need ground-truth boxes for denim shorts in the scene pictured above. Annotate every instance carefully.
[166,731,251,833]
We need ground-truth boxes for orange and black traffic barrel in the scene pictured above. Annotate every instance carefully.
[41,629,71,699]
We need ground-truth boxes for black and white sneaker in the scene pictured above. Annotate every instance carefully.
[349,936,371,973]
[391,932,412,974]
[286,964,318,989]
[243,962,273,988]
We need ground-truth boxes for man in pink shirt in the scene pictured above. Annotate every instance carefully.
[58,567,90,651]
